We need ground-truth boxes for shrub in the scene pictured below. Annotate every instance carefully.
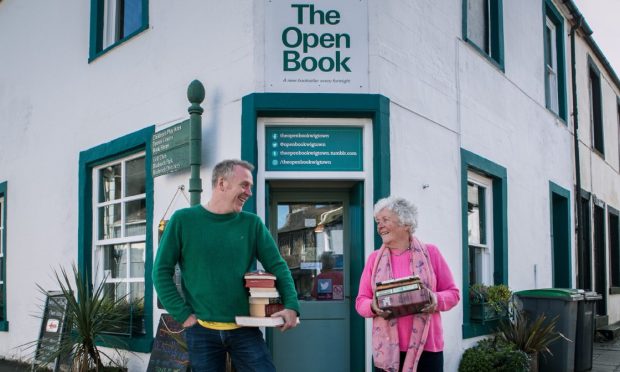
[459,338,530,372]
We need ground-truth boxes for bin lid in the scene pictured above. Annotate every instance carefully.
[583,291,602,300]
[515,288,583,301]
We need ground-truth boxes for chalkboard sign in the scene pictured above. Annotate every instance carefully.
[33,291,71,372]
[147,314,190,372]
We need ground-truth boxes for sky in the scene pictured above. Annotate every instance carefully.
[572,0,620,74]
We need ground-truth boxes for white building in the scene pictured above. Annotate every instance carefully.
[0,1,618,371]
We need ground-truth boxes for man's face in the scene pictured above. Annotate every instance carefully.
[219,165,253,213]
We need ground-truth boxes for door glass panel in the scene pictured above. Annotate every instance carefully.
[277,202,344,301]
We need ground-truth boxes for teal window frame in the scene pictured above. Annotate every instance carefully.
[588,56,605,157]
[462,0,505,71]
[549,181,572,288]
[609,206,620,293]
[78,126,154,352]
[0,181,8,331]
[89,0,149,62]
[241,93,390,372]
[461,149,508,338]
[543,0,567,121]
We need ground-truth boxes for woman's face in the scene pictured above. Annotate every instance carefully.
[375,208,410,246]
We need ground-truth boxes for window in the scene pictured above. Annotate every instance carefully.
[463,0,504,68]
[0,181,7,331]
[78,127,153,352]
[543,0,567,120]
[467,172,494,286]
[461,149,507,338]
[617,99,620,167]
[89,0,149,61]
[609,207,620,291]
[588,58,605,156]
[93,153,146,334]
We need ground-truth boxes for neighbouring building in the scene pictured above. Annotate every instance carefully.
[0,1,618,371]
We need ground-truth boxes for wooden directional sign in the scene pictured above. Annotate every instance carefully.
[147,314,190,372]
[152,120,191,177]
[33,291,71,372]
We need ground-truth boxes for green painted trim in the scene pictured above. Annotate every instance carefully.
[609,206,620,287]
[78,126,154,352]
[349,182,365,372]
[460,149,508,338]
[549,181,572,287]
[587,55,605,156]
[462,0,505,72]
[88,0,149,63]
[241,92,390,366]
[543,0,568,121]
[0,181,7,328]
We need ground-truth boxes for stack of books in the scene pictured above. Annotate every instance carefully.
[236,271,285,327]
[375,275,431,317]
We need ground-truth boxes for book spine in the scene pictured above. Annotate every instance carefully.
[245,279,276,288]
[375,283,420,297]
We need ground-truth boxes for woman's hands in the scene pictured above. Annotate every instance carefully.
[371,297,393,319]
[420,289,438,313]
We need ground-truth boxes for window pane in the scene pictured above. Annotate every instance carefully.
[125,157,145,197]
[467,0,490,54]
[469,245,485,284]
[123,0,143,37]
[104,282,128,302]
[277,202,345,301]
[99,204,121,239]
[467,182,486,245]
[103,244,127,279]
[99,164,121,202]
[130,282,145,303]
[125,199,146,237]
[129,242,145,278]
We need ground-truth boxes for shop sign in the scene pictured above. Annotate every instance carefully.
[152,120,190,177]
[266,126,363,171]
[265,0,368,93]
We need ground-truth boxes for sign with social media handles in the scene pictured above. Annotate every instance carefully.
[266,126,363,171]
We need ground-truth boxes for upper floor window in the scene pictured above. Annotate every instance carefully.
[463,0,504,69]
[543,1,567,120]
[588,59,605,156]
[89,0,149,61]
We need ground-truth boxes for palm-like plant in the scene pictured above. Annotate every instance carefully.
[497,307,568,358]
[30,265,130,371]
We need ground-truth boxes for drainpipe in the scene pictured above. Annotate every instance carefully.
[570,16,584,289]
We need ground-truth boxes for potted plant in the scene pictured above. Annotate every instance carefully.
[469,283,512,322]
[27,265,130,371]
[497,307,568,372]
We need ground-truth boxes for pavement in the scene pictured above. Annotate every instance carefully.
[0,337,618,371]
[592,335,620,372]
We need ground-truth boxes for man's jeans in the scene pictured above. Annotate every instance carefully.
[185,324,276,372]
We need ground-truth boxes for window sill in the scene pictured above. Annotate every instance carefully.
[463,39,505,73]
[544,106,567,124]
[97,332,152,353]
[0,321,8,332]
[462,320,498,339]
[88,25,149,63]
[592,147,606,160]
[610,287,620,295]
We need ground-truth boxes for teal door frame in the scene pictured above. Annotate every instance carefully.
[549,182,572,288]
[241,93,390,372]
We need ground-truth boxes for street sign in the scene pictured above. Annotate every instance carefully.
[152,120,191,177]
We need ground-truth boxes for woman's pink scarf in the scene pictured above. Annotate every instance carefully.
[370,236,436,372]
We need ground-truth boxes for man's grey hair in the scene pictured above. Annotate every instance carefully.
[373,196,418,233]
[211,159,255,188]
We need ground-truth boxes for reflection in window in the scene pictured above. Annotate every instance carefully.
[467,172,493,286]
[277,203,344,301]
[94,154,146,335]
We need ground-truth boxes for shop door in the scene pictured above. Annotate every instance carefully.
[267,186,360,372]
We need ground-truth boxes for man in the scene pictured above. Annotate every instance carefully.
[153,159,299,372]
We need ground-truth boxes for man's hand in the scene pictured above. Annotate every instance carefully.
[271,309,298,332]
[183,314,198,328]
[371,297,393,319]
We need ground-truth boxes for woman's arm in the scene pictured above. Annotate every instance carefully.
[355,252,378,318]
[427,244,460,312]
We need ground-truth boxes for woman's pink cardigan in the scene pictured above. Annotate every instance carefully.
[355,244,460,352]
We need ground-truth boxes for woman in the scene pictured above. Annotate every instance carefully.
[355,196,460,372]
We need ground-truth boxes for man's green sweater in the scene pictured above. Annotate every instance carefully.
[153,205,299,323]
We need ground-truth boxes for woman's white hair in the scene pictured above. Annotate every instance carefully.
[373,196,418,233]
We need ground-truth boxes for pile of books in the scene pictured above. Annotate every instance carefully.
[375,275,431,317]
[235,271,285,327]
